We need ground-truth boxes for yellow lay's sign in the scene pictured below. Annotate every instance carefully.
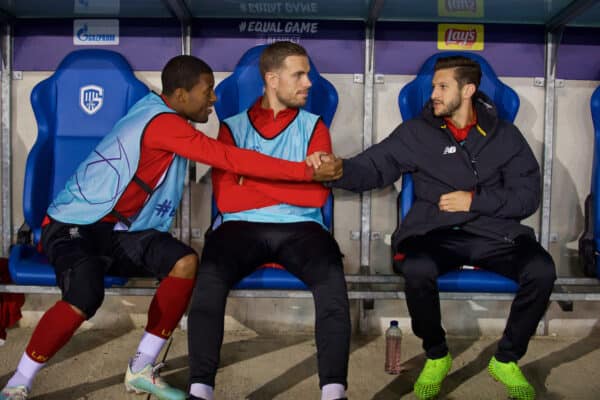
[438,0,484,18]
[437,24,484,51]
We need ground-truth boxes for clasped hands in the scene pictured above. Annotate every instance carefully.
[305,151,343,181]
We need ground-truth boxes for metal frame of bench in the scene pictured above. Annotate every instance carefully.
[2,276,599,303]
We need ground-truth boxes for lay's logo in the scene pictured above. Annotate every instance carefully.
[446,28,476,45]
[438,0,484,17]
[438,24,484,51]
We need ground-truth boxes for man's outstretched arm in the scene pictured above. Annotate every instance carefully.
[316,124,417,192]
[241,119,333,207]
[147,114,318,182]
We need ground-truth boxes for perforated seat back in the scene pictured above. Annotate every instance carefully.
[213,44,338,231]
[215,44,338,127]
[396,52,521,293]
[398,51,520,219]
[590,86,600,276]
[211,45,338,290]
[25,49,149,236]
[9,50,148,287]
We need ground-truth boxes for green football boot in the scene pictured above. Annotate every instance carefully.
[414,353,452,399]
[488,356,535,400]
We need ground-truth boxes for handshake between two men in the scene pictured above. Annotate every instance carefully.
[307,152,342,182]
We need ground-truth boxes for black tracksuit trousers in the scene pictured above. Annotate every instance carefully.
[396,229,556,362]
[188,221,351,388]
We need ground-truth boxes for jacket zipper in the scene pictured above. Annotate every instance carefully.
[440,127,514,245]
[441,127,480,189]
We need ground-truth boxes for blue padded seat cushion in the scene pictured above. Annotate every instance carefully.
[397,51,521,293]
[213,45,337,290]
[9,244,127,287]
[591,86,600,277]
[9,49,148,287]
[437,270,518,292]
[234,266,308,290]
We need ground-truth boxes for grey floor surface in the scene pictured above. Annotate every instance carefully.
[1,328,600,399]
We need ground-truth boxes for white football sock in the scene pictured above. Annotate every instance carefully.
[190,383,215,400]
[6,353,44,390]
[130,331,166,373]
[322,383,345,400]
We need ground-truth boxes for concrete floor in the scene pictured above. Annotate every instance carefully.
[1,327,600,399]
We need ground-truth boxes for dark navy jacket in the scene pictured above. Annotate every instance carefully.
[330,92,540,251]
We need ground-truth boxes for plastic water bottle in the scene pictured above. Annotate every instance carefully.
[385,320,402,374]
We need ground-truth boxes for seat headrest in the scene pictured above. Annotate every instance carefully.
[24,49,149,228]
[592,86,600,127]
[32,49,149,138]
[214,45,338,127]
[399,51,520,123]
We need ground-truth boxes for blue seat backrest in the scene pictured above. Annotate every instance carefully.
[398,51,520,219]
[213,44,338,229]
[397,52,520,293]
[211,45,338,290]
[215,45,338,126]
[24,49,149,240]
[591,86,600,272]
[10,50,149,287]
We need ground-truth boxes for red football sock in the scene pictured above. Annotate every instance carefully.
[25,300,85,363]
[145,276,194,338]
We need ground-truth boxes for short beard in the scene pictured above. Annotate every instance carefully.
[433,96,461,118]
[276,92,307,109]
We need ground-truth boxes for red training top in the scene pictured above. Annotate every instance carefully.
[43,95,314,227]
[213,98,331,213]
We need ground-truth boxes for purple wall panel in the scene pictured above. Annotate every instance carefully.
[376,22,546,78]
[192,19,364,74]
[12,19,600,80]
[14,19,181,71]
[558,27,600,81]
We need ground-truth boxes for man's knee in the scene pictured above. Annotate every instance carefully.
[400,253,439,286]
[303,256,346,290]
[60,264,105,319]
[189,271,230,317]
[169,253,199,279]
[311,265,350,324]
[523,251,557,291]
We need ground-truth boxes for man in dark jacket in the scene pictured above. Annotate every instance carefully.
[316,56,555,400]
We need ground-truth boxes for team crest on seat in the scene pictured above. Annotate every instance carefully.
[80,84,104,115]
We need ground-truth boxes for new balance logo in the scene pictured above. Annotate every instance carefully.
[69,227,81,239]
[443,146,457,155]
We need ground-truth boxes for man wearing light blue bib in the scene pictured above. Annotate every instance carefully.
[187,42,351,400]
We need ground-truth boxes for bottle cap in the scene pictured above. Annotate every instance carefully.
[390,320,398,327]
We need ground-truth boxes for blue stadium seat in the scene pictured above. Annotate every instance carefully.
[580,86,600,278]
[8,49,149,287]
[397,51,520,293]
[210,194,333,290]
[212,44,338,290]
